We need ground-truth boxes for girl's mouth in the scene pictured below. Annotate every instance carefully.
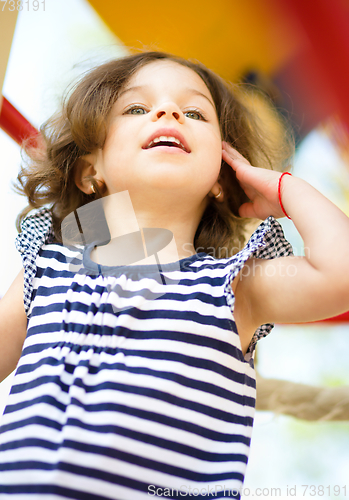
[142,129,191,153]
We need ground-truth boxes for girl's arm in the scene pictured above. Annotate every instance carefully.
[0,269,27,383]
[223,143,349,331]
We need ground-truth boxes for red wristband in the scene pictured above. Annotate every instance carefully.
[278,172,292,219]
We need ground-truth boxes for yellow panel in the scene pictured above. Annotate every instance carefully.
[0,10,18,99]
[86,0,301,81]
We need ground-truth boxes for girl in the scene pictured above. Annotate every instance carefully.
[1,51,349,500]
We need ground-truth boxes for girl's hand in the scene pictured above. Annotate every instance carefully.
[222,143,349,332]
[222,142,288,220]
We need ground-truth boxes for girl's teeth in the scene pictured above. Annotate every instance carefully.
[147,136,185,150]
[153,136,181,144]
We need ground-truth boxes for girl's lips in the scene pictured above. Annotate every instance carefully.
[144,145,189,155]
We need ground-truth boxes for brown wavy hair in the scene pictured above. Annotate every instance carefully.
[15,50,293,257]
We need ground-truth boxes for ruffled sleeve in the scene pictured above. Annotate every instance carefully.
[224,216,294,358]
[15,207,55,316]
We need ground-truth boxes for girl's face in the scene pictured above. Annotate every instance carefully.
[84,60,223,203]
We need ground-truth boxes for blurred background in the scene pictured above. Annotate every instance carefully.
[1,0,349,498]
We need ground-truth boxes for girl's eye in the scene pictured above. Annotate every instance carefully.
[125,106,147,115]
[184,110,205,121]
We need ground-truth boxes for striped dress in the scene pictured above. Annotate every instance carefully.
[0,208,292,499]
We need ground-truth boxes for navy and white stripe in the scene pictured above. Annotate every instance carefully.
[1,209,292,499]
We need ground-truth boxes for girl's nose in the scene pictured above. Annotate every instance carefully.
[152,102,185,124]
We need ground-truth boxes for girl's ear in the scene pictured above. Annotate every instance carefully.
[74,155,98,195]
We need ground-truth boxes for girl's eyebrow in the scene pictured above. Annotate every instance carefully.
[118,85,215,109]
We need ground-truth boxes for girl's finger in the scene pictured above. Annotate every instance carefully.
[222,151,251,175]
[238,202,257,219]
[222,152,252,184]
[222,150,237,170]
[222,142,251,165]
[222,149,246,170]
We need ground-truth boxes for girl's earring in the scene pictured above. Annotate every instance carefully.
[91,183,95,194]
[215,188,222,199]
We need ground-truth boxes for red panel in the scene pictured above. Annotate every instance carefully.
[0,96,39,147]
[316,311,349,324]
[279,0,349,129]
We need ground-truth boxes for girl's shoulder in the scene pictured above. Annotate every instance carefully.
[224,216,293,358]
[238,215,293,262]
[15,208,60,316]
[15,207,55,257]
[201,216,293,272]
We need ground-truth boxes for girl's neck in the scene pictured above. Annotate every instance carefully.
[90,191,204,266]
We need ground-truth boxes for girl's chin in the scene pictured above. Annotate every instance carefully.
[136,168,193,185]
